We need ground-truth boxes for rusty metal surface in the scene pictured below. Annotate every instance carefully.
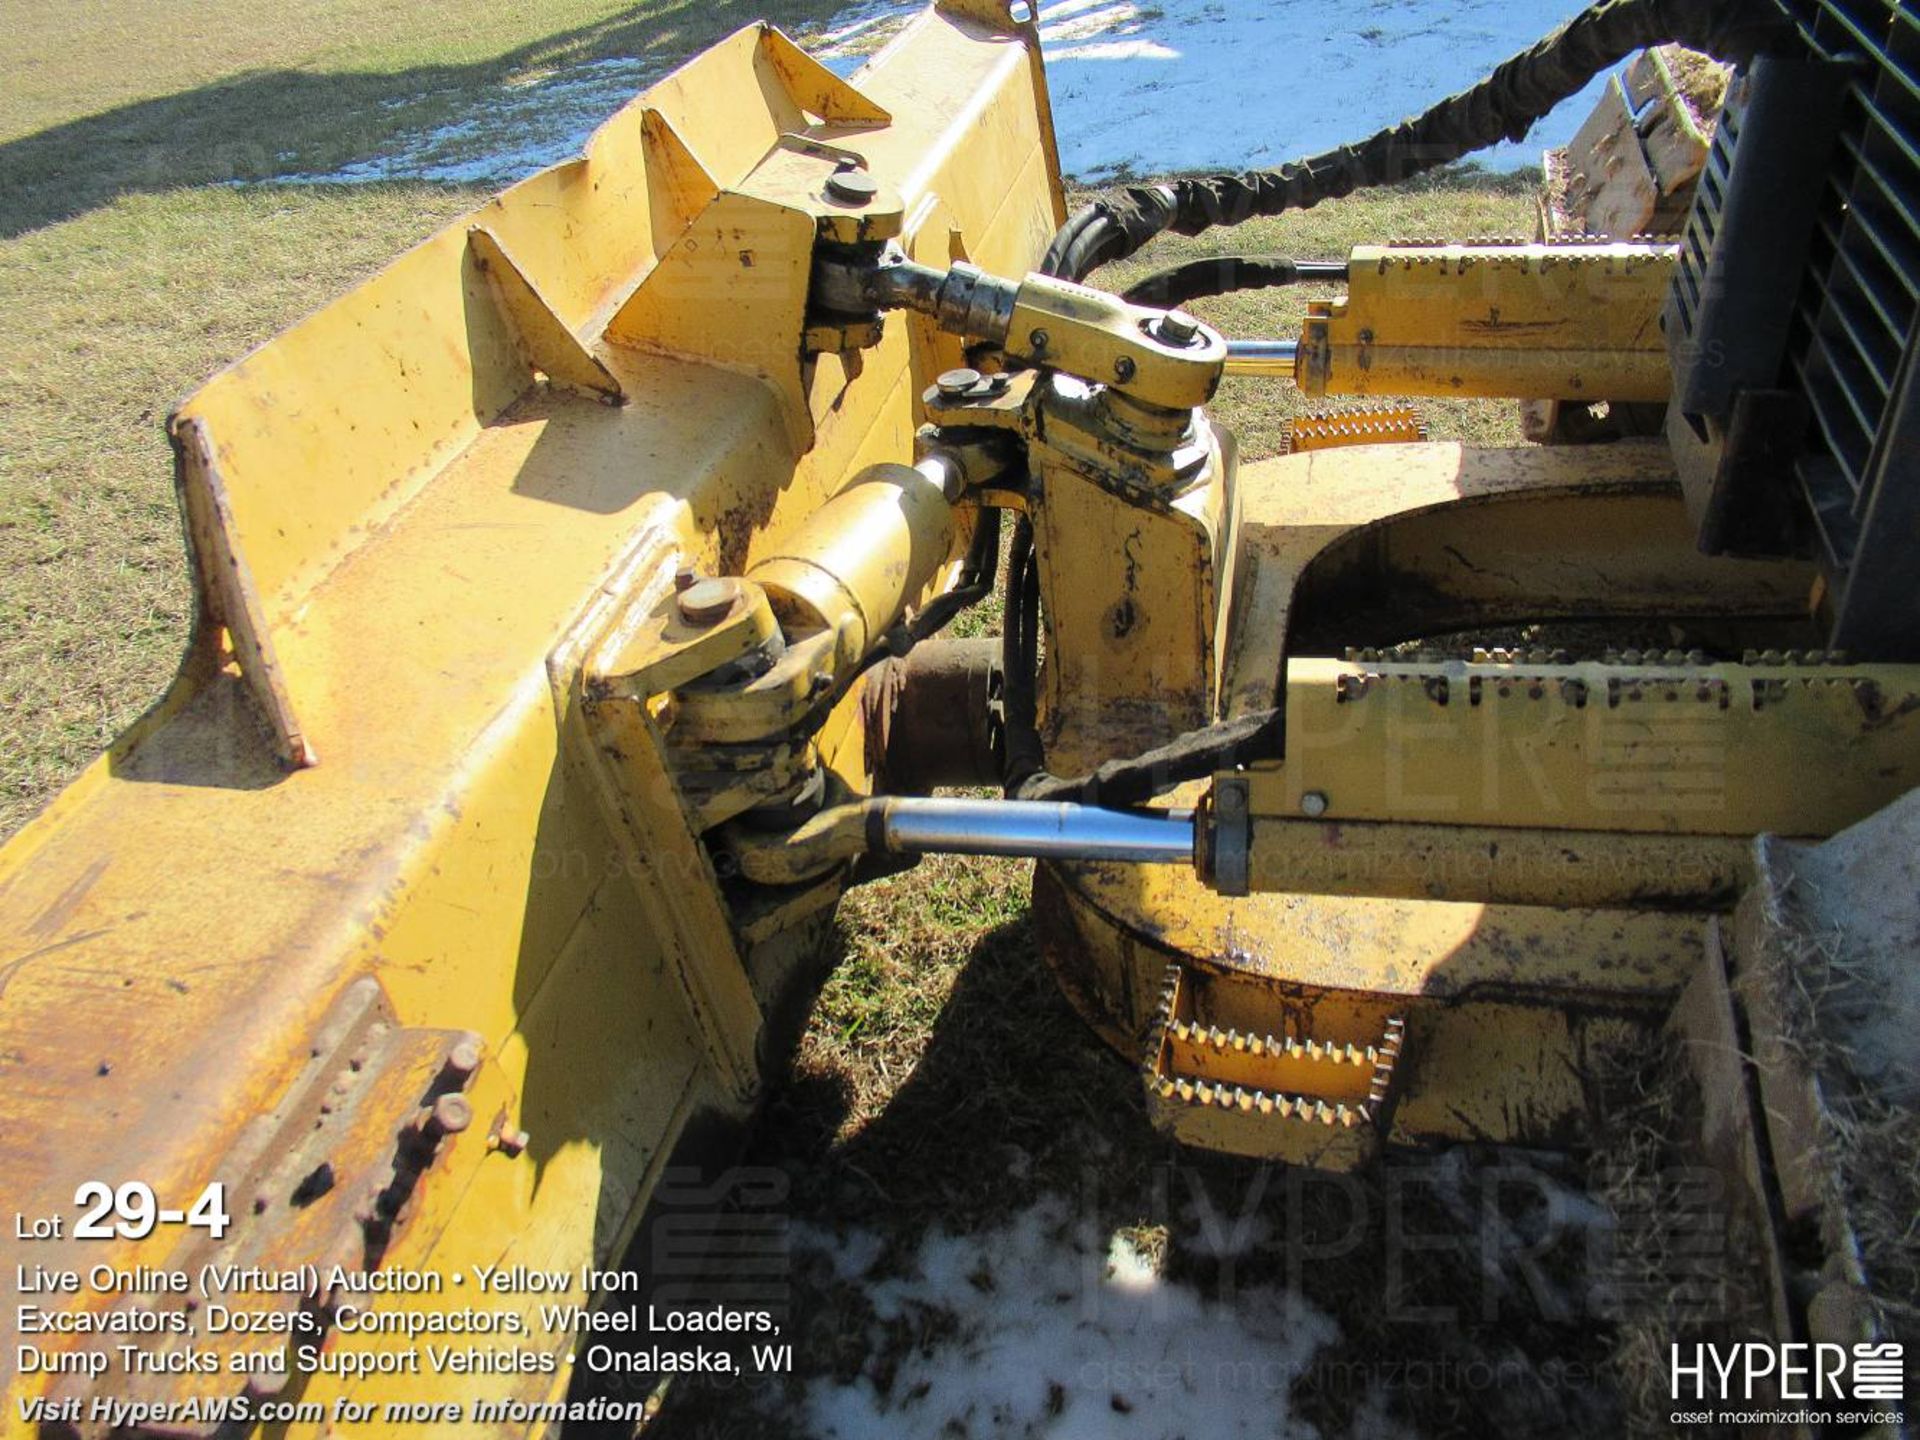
[1279,404,1427,454]
[1036,852,1702,1152]
[1258,653,1920,840]
[37,981,483,1435]
[1033,438,1778,1157]
[864,638,1004,793]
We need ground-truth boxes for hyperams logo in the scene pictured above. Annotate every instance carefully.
[1668,1342,1906,1428]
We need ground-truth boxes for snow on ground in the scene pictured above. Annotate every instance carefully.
[321,56,661,185]
[299,0,1614,187]
[1021,0,1611,179]
[785,1195,1338,1439]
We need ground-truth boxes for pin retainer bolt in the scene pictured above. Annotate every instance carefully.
[678,577,740,625]
[824,168,878,205]
[1153,310,1202,346]
[936,367,982,398]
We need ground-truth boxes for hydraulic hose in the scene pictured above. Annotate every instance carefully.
[1119,256,1346,309]
[1001,515,1046,795]
[1040,0,1798,284]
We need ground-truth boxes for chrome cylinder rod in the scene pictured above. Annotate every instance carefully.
[878,798,1195,864]
[1223,338,1300,378]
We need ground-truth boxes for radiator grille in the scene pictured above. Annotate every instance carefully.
[1668,99,1736,343]
[1780,0,1920,572]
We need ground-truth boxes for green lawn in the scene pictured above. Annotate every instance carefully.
[3,0,649,138]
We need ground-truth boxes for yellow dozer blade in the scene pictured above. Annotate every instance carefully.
[0,5,1061,1432]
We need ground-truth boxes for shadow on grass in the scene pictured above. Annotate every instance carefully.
[652,887,1628,1439]
[0,0,823,238]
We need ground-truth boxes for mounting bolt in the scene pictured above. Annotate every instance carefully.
[489,1127,531,1157]
[936,367,982,398]
[440,1094,471,1133]
[1113,356,1136,382]
[677,577,740,625]
[444,1036,482,1080]
[1153,310,1201,346]
[422,1093,473,1140]
[824,168,878,206]
[1028,327,1050,351]
[1300,790,1330,818]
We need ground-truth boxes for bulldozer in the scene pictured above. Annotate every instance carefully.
[2,0,1915,1432]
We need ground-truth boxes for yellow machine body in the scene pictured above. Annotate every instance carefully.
[1297,240,1677,401]
[1026,438,1919,1169]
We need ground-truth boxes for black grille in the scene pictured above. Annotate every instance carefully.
[1782,0,1920,654]
[1786,1,1920,500]
[1667,100,1736,347]
[1667,2,1920,656]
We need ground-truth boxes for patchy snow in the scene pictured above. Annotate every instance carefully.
[1025,0,1612,179]
[784,1195,1338,1439]
[789,1219,890,1284]
[813,0,1616,180]
[284,54,664,186]
[807,0,929,63]
[289,0,1619,189]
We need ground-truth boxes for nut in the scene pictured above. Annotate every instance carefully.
[1153,310,1201,346]
[1301,790,1330,818]
[432,1093,474,1135]
[412,1092,473,1143]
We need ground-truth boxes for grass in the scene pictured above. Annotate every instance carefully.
[2,0,641,138]
[1581,1037,1774,1438]
[0,183,486,834]
[1752,924,1920,1346]
[0,0,876,233]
